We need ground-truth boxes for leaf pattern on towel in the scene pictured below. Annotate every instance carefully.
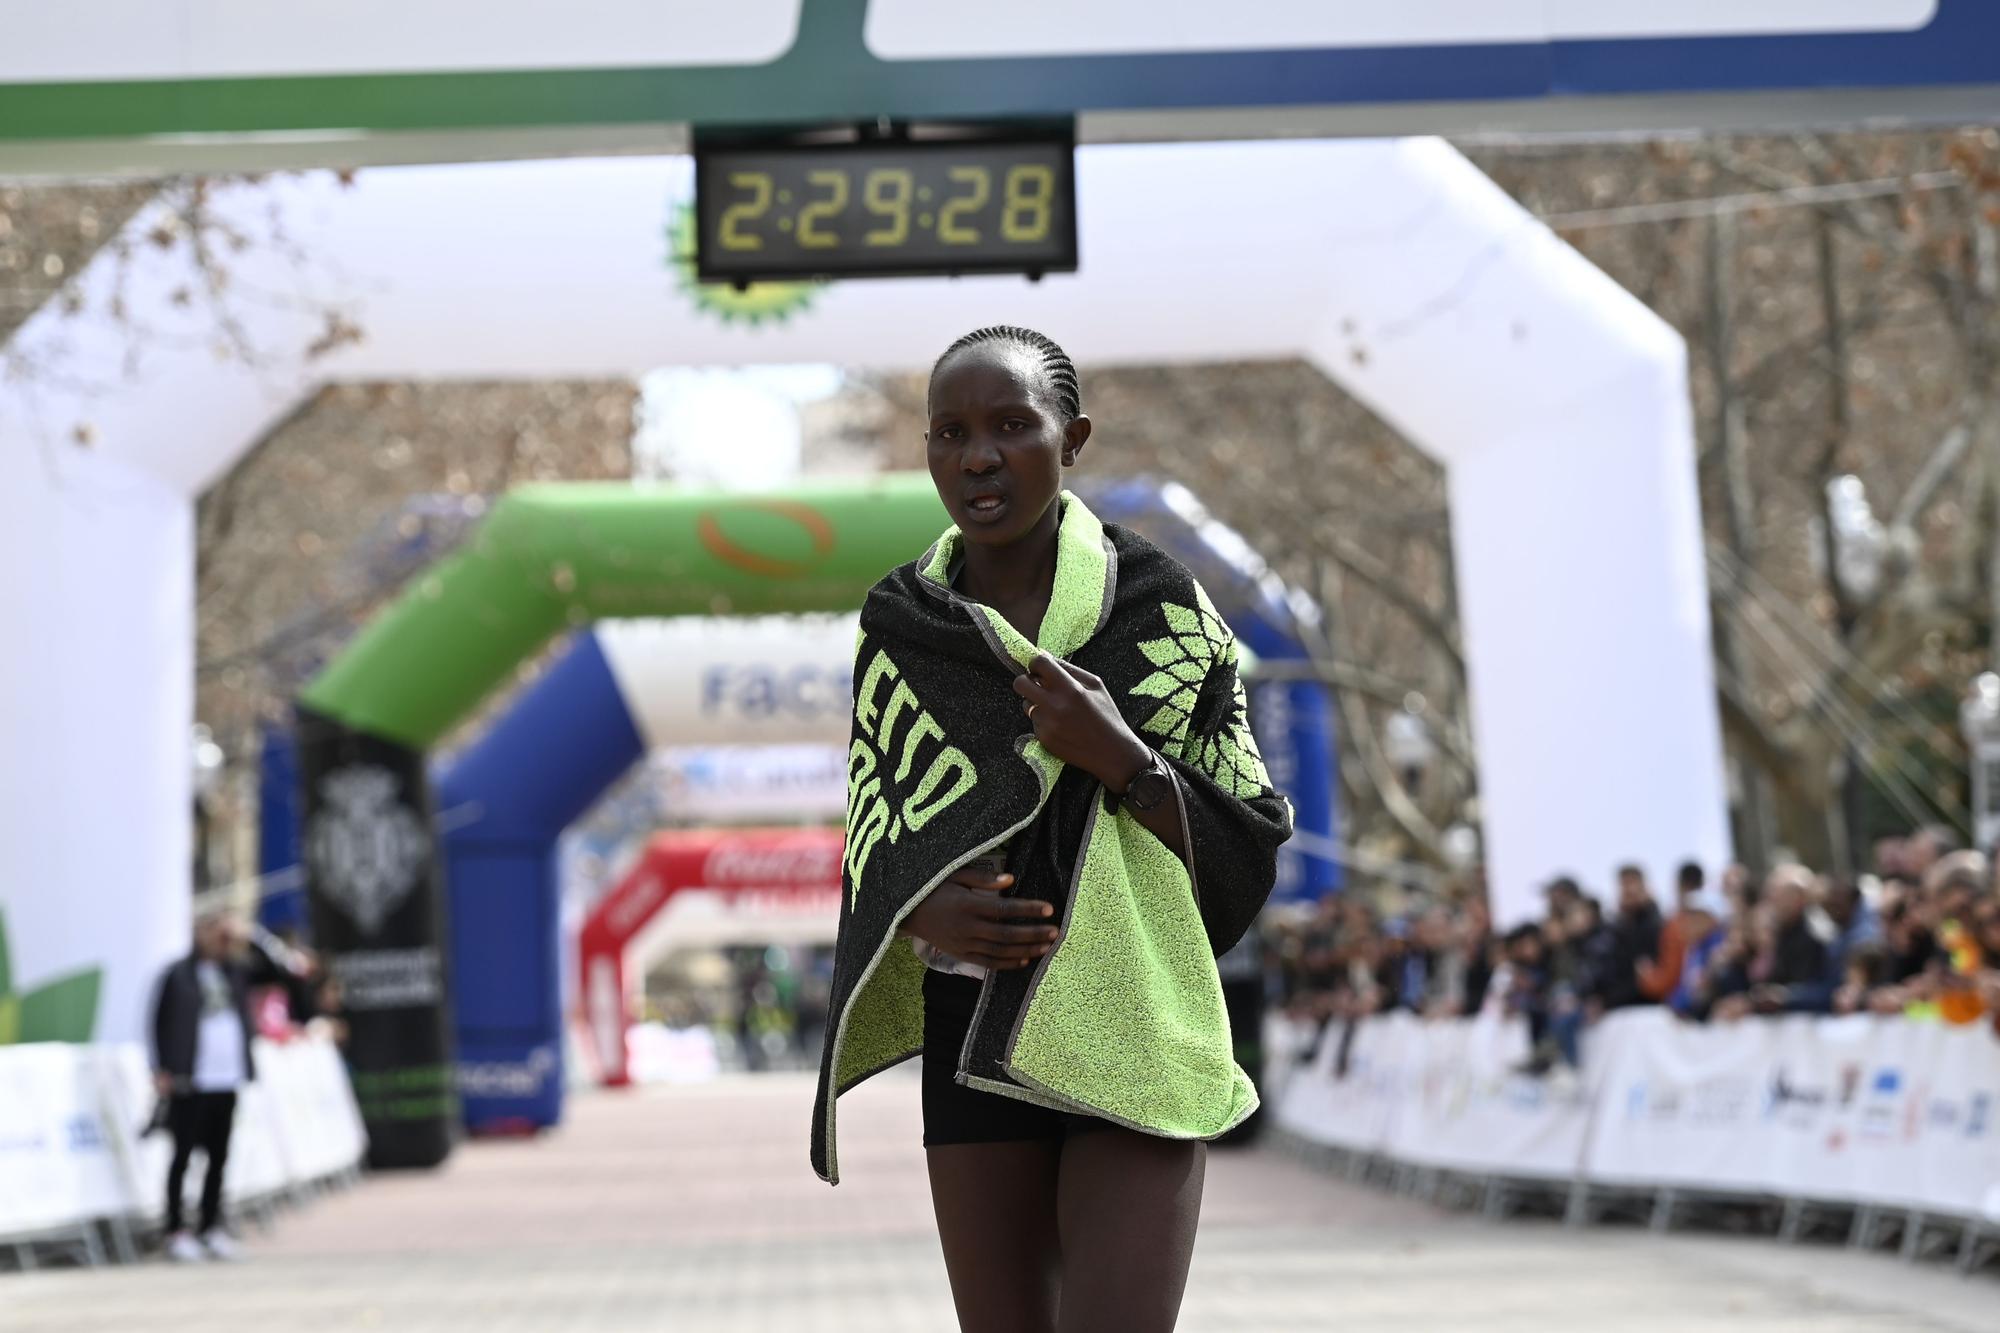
[1131,592,1272,800]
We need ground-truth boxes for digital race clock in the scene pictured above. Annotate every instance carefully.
[693,126,1078,284]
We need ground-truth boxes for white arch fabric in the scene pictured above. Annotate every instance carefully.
[0,140,1729,1039]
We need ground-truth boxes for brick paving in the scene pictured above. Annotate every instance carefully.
[6,1070,1993,1332]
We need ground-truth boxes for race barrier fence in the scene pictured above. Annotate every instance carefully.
[0,1035,365,1269]
[1271,1007,2000,1267]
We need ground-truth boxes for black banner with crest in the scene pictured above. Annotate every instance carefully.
[297,706,455,1169]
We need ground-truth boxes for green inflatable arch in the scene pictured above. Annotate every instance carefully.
[294,473,947,1167]
[301,473,947,744]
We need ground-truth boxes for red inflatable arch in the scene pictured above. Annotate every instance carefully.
[578,827,843,1086]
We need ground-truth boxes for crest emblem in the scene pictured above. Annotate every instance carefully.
[306,766,429,936]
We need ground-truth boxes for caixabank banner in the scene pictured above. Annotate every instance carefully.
[297,707,456,1170]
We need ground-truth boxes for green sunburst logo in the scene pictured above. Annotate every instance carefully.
[666,202,823,327]
[1132,593,1273,800]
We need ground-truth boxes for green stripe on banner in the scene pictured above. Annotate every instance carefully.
[299,474,950,749]
[0,1,875,143]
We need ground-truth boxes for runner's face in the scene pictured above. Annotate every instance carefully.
[925,345,1088,547]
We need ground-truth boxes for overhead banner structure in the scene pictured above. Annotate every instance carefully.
[3,141,1729,1095]
[1,1,1996,171]
[579,827,845,1086]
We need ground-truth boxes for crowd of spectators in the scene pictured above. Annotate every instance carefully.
[1267,827,2000,1072]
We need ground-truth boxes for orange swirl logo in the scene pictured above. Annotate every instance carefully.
[696,501,837,578]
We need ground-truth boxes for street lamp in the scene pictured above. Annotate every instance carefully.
[1812,475,1893,876]
[1384,694,1437,796]
[1820,474,1888,609]
[192,722,226,799]
[1960,673,2000,857]
[192,723,226,893]
[1441,822,1480,872]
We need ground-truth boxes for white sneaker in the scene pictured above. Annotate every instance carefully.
[164,1231,207,1263]
[199,1229,244,1261]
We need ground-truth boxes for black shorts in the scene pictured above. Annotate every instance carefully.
[921,968,1111,1147]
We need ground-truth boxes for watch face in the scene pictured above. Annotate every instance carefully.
[1129,770,1173,811]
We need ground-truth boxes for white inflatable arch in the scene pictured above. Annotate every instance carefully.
[0,139,1728,1040]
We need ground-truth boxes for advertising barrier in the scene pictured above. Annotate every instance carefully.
[1275,1007,2000,1224]
[0,1036,365,1257]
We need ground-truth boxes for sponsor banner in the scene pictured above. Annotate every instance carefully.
[298,707,456,1170]
[0,1044,124,1236]
[865,1,1940,60]
[655,745,848,823]
[222,1075,291,1206]
[1273,1010,1410,1154]
[1,1,801,82]
[1761,1016,2000,1213]
[0,1036,366,1241]
[599,616,857,751]
[1388,1011,1593,1180]
[1587,1007,1785,1193]
[97,1044,168,1218]
[1914,1023,2000,1218]
[1280,1008,2000,1220]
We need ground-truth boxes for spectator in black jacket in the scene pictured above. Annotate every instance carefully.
[1497,923,1558,1070]
[150,908,307,1262]
[1604,865,1663,1012]
[1748,865,1830,1015]
[1569,895,1621,1015]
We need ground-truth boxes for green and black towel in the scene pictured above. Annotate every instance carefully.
[811,492,1293,1183]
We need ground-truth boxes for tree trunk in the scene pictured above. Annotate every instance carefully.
[1705,210,1775,875]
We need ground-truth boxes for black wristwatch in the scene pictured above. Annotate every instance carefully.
[1108,750,1173,814]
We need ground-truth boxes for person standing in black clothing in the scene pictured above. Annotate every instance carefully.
[149,908,306,1262]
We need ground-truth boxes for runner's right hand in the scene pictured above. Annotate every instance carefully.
[900,868,1060,971]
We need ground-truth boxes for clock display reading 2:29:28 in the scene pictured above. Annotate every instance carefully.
[693,137,1077,283]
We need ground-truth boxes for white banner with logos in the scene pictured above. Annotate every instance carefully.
[1386,1010,1595,1180]
[0,1035,366,1244]
[1590,1008,2000,1215]
[1274,1009,1591,1179]
[1275,1007,2000,1222]
[653,744,848,823]
[598,615,857,750]
[0,1043,127,1238]
[2,1,802,82]
[1273,1010,1410,1155]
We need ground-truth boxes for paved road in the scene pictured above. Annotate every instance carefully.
[7,1071,1994,1331]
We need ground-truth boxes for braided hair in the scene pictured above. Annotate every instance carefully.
[929,325,1081,423]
